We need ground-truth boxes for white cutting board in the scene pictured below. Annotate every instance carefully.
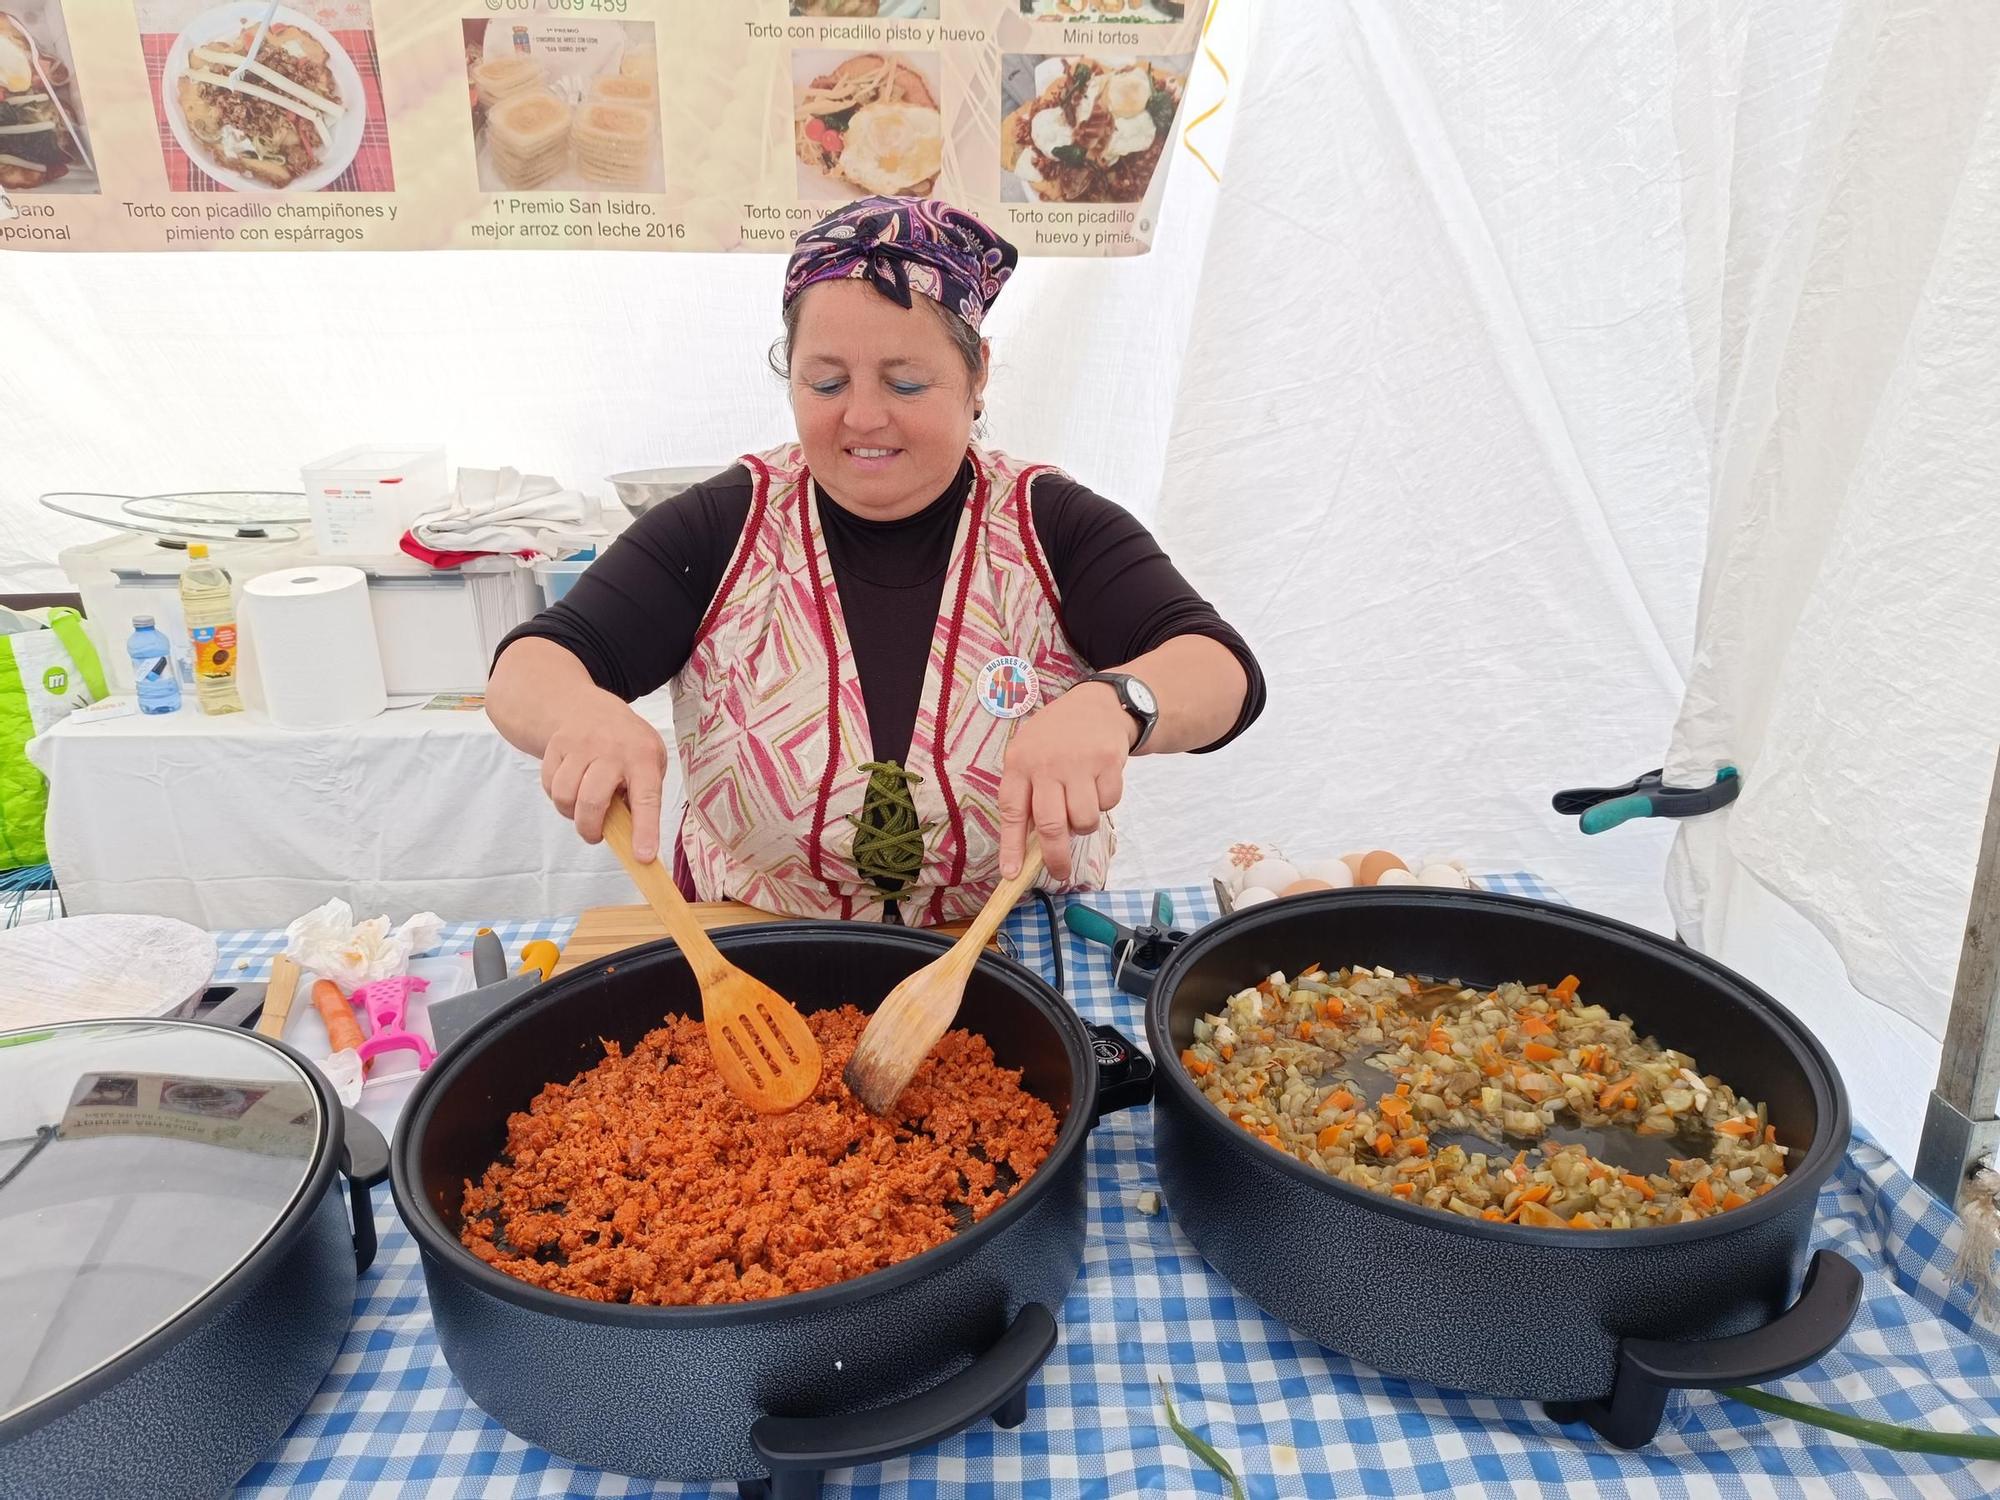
[0,915,217,1030]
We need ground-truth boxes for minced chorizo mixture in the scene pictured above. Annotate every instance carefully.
[1183,965,1790,1229]
[460,1006,1058,1305]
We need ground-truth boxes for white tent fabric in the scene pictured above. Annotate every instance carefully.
[1139,0,1997,1166]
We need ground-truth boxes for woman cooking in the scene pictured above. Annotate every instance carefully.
[488,196,1264,925]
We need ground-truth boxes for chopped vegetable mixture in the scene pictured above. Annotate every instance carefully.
[1182,965,1789,1228]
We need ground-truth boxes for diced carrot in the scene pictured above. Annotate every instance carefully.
[1426,1027,1452,1055]
[1765,1125,1779,1145]
[1517,1201,1567,1227]
[1516,1183,1552,1205]
[1405,1137,1430,1156]
[1715,1118,1758,1137]
[1691,1179,1716,1209]
[1720,1191,1749,1210]
[1298,1021,1315,1041]
[1260,1028,1276,1044]
[1597,1076,1636,1110]
[1481,1208,1506,1221]
[1323,996,1345,1019]
[1391,1183,1415,1198]
[1588,1161,1613,1181]
[1316,1125,1345,1149]
[1181,1051,1212,1077]
[1257,980,1277,997]
[1301,964,1323,978]
[1375,1132,1394,1156]
[1622,1094,1639,1111]
[1219,1044,1233,1062]
[1552,974,1581,1003]
[1396,1081,1412,1097]
[1568,1213,1598,1229]
[1377,1097,1412,1120]
[1619,1173,1656,1200]
[1523,1042,1560,1062]
[1320,1088,1357,1114]
[1520,1014,1555,1037]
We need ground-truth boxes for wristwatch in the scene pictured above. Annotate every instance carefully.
[1079,672,1159,752]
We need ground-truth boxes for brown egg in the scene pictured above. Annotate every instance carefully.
[1279,877,1334,897]
[1357,850,1409,886]
[1339,852,1369,880]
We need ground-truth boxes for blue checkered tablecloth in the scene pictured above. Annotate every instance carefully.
[208,878,2000,1499]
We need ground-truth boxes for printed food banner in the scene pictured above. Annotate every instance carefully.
[0,0,1217,254]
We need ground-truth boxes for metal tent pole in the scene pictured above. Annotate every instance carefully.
[1914,747,2000,1207]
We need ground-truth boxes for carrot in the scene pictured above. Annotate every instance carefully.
[1321,996,1345,1020]
[1720,1190,1750,1211]
[1218,1044,1234,1062]
[1622,1094,1639,1112]
[1319,1088,1357,1115]
[1426,1027,1452,1055]
[1517,1183,1552,1205]
[1378,1096,1412,1121]
[1395,1081,1412,1097]
[1715,1118,1758,1137]
[313,979,365,1056]
[1374,1132,1394,1157]
[1552,974,1581,1003]
[1691,1179,1716,1210]
[1523,1042,1560,1063]
[1520,1014,1555,1038]
[1517,1201,1567,1228]
[1316,1125,1345,1149]
[1597,1076,1636,1110]
[1765,1125,1779,1145]
[1405,1137,1430,1156]
[1390,1183,1415,1198]
[1481,1208,1506,1221]
[1619,1173,1656,1201]
[1297,1021,1315,1041]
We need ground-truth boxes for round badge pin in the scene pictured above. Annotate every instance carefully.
[975,655,1040,720]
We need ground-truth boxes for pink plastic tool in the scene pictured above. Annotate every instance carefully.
[351,976,435,1069]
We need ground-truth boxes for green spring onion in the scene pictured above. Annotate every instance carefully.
[1158,1382,1247,1499]
[1723,1386,2000,1458]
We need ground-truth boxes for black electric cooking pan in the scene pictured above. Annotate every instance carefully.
[1145,887,1859,1447]
[391,922,1151,1499]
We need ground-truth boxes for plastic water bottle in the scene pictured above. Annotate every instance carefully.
[180,543,243,716]
[127,615,181,715]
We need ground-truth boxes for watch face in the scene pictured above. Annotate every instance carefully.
[1125,678,1158,715]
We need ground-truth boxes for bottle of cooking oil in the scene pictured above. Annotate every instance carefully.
[180,543,242,716]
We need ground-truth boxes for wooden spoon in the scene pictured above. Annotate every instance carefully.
[255,954,301,1040]
[844,841,1044,1116]
[599,794,822,1113]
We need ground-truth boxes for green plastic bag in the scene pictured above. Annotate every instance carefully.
[0,607,105,869]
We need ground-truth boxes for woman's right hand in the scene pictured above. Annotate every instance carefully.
[540,689,670,861]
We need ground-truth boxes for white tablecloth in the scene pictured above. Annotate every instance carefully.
[28,696,680,928]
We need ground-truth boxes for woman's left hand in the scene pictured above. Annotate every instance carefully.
[997,681,1135,882]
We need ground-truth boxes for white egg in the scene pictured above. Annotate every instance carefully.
[1418,863,1473,889]
[1243,858,1299,894]
[1373,868,1421,887]
[1297,859,1355,890]
[1232,886,1278,909]
[1211,841,1284,896]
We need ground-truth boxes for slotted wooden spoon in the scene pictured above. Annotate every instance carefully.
[600,794,822,1113]
[844,841,1044,1116]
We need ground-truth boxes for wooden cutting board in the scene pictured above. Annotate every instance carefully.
[554,901,983,975]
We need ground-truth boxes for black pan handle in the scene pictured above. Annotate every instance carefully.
[745,1303,1058,1500]
[339,1107,390,1275]
[1545,1249,1862,1448]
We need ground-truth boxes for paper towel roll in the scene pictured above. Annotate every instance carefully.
[244,566,387,728]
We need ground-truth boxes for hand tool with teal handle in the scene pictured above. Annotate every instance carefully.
[1065,891,1189,999]
[1554,766,1741,834]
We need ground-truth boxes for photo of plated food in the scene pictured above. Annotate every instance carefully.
[461,18,664,194]
[793,50,942,202]
[791,0,940,18]
[1001,52,1189,204]
[140,0,392,193]
[0,3,97,193]
[1021,0,1189,20]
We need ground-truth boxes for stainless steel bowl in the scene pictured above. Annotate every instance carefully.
[607,466,716,520]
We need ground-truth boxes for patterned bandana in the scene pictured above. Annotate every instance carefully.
[782,196,1018,330]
